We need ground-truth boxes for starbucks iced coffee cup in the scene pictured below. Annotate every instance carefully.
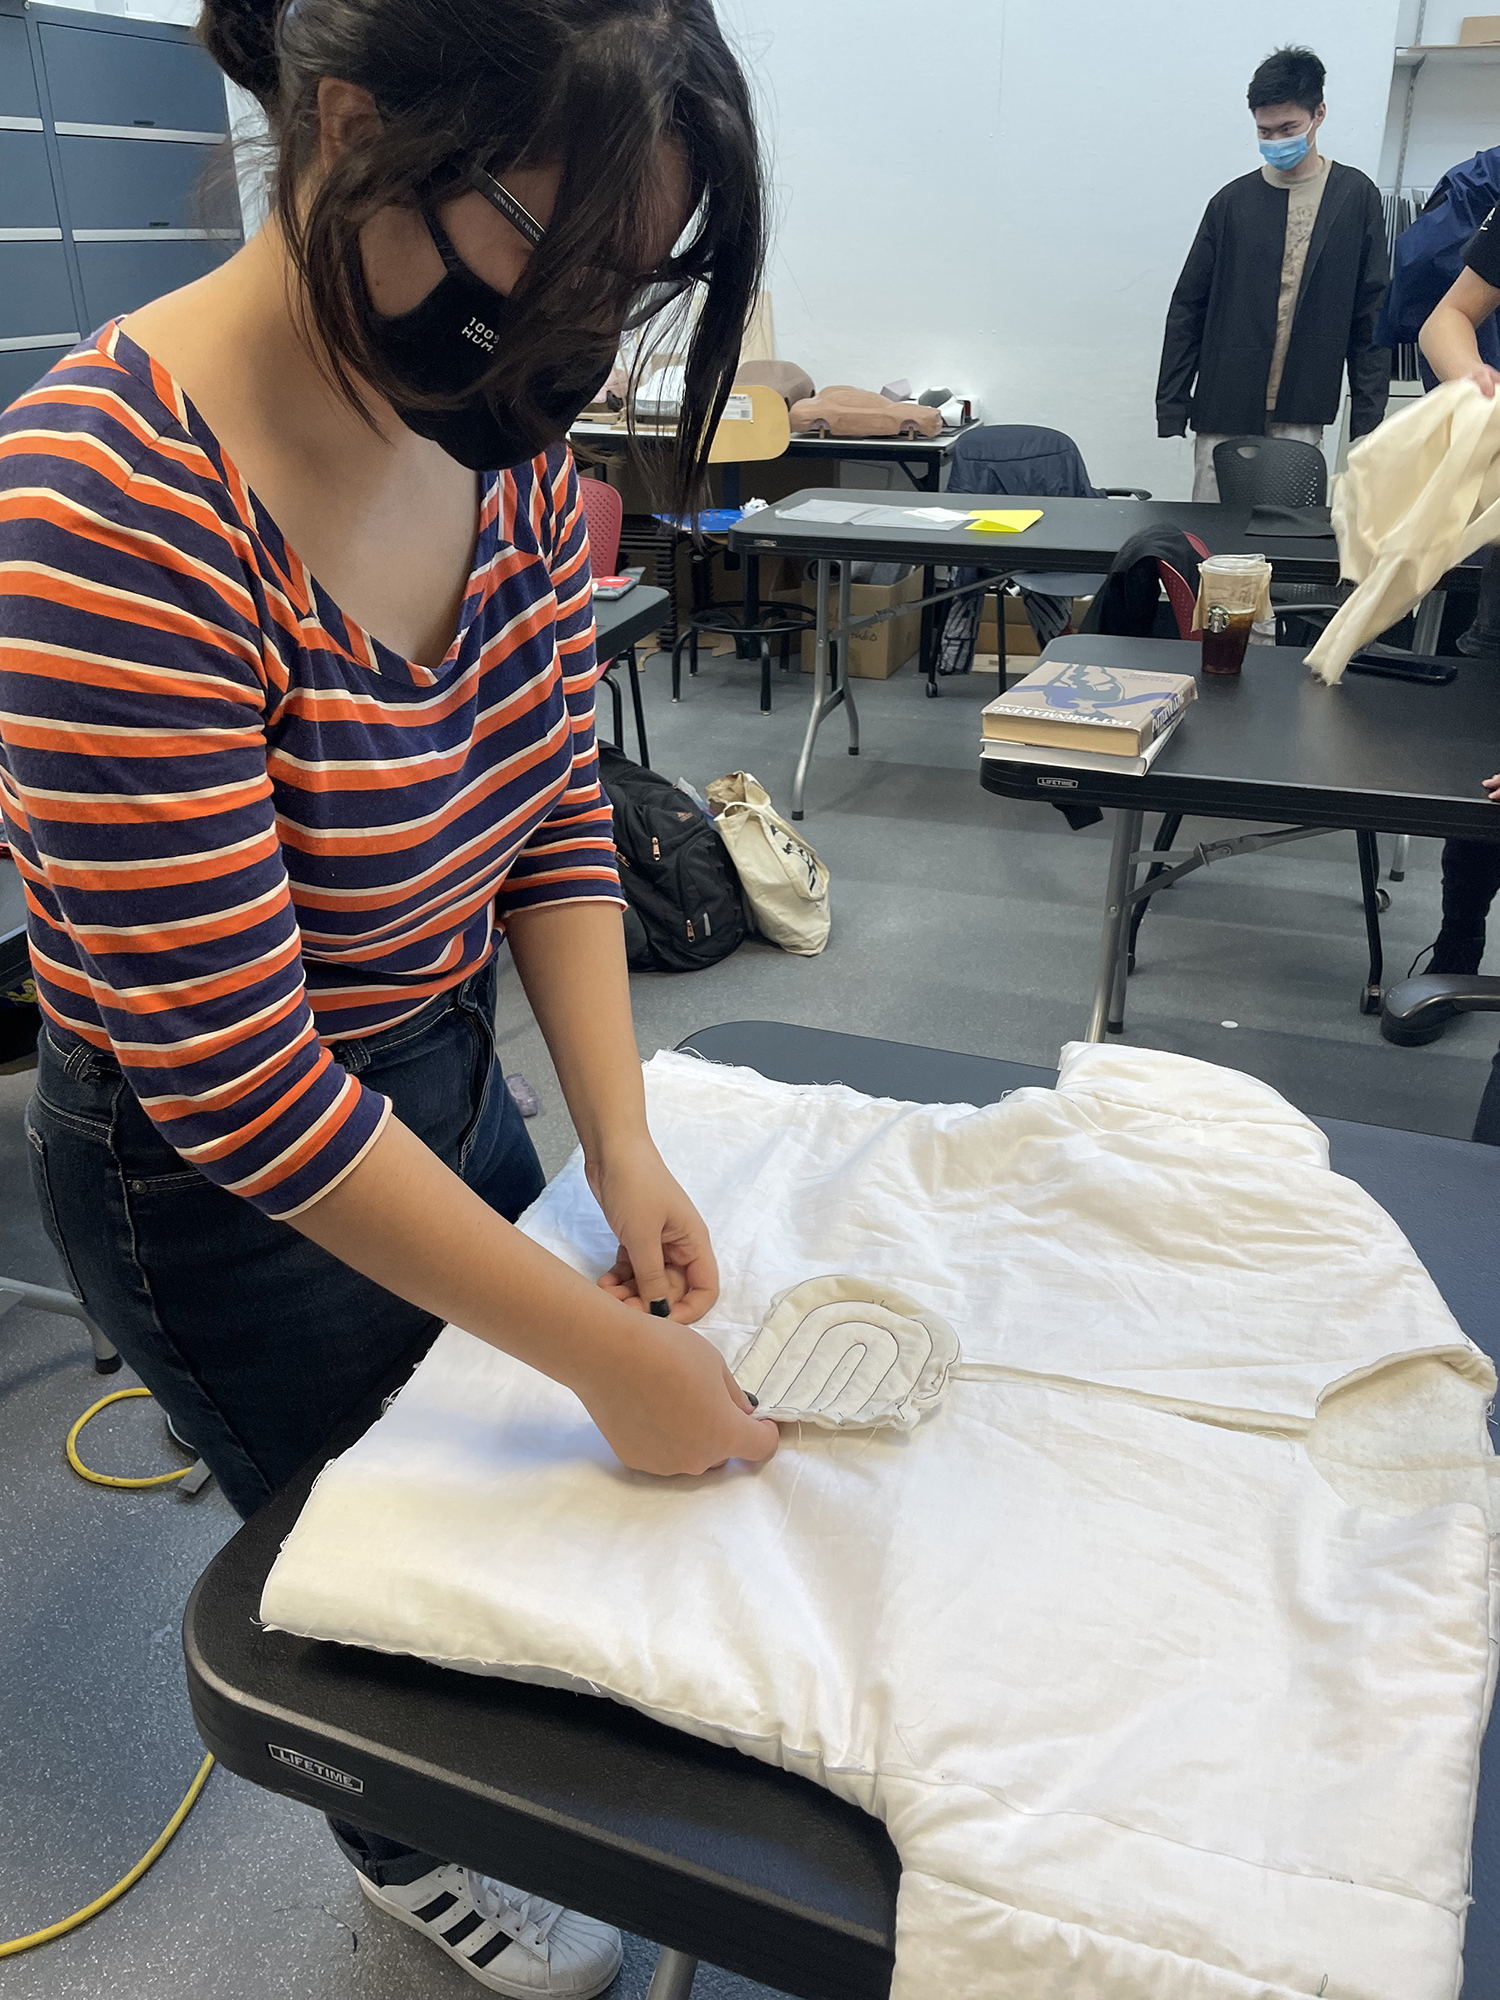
[1198,555,1271,676]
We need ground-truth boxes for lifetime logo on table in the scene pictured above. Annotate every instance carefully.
[267,1743,365,1795]
[1037,776,1079,789]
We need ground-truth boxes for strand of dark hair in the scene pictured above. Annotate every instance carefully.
[200,0,765,517]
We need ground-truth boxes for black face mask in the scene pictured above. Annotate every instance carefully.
[359,210,613,473]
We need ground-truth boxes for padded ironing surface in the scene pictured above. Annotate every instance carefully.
[182,1022,1500,1999]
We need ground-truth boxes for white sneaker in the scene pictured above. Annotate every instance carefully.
[357,1862,623,1997]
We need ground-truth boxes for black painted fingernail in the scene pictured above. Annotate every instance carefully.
[745,1392,759,1409]
[649,1298,670,1317]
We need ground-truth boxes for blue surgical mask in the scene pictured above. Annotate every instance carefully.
[1259,127,1312,170]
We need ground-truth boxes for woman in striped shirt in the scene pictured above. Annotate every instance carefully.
[0,0,776,1984]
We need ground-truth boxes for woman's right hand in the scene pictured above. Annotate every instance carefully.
[580,1317,780,1477]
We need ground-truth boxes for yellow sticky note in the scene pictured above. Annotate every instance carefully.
[967,508,1043,532]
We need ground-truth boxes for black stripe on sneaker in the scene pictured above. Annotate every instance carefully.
[443,1911,485,1947]
[413,1891,460,1923]
[470,1928,520,1968]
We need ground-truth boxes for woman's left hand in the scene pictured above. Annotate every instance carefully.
[1483,770,1500,802]
[587,1138,719,1322]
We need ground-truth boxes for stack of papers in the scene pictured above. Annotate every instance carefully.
[776,500,1045,533]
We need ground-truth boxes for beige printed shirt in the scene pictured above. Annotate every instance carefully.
[1262,154,1331,411]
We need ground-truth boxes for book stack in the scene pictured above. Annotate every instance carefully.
[980,657,1196,776]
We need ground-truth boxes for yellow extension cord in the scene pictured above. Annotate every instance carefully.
[66,1385,194,1489]
[0,1387,216,1957]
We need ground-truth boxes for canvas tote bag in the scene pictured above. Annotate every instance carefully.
[705,772,831,955]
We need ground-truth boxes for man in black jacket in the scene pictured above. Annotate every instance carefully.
[1156,46,1390,501]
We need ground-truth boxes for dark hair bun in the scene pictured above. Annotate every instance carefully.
[200,0,281,108]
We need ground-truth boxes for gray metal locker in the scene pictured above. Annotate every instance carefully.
[0,0,242,411]
[0,7,77,405]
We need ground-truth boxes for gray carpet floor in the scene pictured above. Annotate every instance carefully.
[1,646,1494,1998]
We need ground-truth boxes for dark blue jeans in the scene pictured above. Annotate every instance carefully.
[25,956,546,1887]
[26,956,542,1517]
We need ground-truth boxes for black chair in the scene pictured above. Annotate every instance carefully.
[1211,436,1338,635]
[1211,435,1328,509]
[1381,975,1500,1042]
[668,386,820,717]
[931,424,1150,697]
[669,541,818,716]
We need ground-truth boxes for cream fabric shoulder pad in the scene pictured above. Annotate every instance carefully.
[732,1275,960,1428]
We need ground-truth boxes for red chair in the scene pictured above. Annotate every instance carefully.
[1156,531,1210,640]
[578,476,650,767]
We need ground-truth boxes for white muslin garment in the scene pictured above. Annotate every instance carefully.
[262,1044,1499,2000]
[1307,376,1500,685]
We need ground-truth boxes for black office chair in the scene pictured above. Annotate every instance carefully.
[1211,436,1336,634]
[1381,975,1500,1043]
[1211,435,1328,509]
[933,424,1151,695]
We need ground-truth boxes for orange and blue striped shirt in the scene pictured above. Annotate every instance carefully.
[0,323,622,1218]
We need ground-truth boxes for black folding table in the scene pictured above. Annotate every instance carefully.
[980,634,1500,1039]
[592,584,667,769]
[182,1020,1500,2000]
[732,490,1364,586]
[730,491,1486,819]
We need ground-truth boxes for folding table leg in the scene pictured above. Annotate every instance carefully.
[1356,829,1385,1014]
[625,646,650,769]
[604,670,624,748]
[1087,809,1137,1043]
[919,563,938,695]
[1412,588,1447,655]
[1389,833,1409,884]
[646,1947,699,1999]
[838,559,859,755]
[791,558,832,821]
[1107,809,1144,1034]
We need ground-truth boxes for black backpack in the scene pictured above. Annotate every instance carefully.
[597,745,749,973]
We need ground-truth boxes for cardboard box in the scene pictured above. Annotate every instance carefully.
[797,567,925,679]
[974,595,1093,668]
[978,617,1039,661]
[1459,16,1500,45]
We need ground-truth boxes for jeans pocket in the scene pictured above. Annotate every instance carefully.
[454,996,498,1175]
[24,1109,88,1304]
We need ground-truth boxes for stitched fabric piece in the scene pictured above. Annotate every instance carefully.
[732,1277,959,1428]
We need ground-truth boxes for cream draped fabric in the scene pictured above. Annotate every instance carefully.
[1308,377,1500,684]
[262,1045,1498,2000]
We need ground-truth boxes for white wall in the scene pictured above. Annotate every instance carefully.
[727,0,1399,498]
